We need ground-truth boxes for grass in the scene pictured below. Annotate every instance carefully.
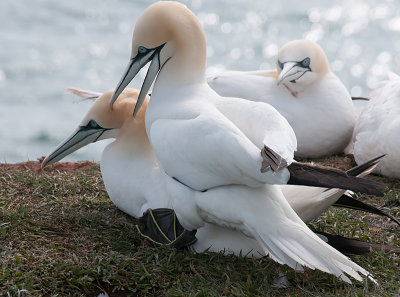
[0,157,399,296]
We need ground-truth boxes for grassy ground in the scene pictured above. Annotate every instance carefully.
[1,156,399,296]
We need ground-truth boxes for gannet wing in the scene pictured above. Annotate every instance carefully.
[149,106,293,191]
[215,97,297,165]
[208,70,277,99]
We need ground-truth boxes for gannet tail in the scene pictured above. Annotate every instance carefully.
[247,220,376,284]
[333,194,400,226]
[287,162,386,196]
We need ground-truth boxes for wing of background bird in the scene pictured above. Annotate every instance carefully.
[208,70,277,99]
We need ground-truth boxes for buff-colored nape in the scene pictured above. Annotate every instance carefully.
[81,89,146,129]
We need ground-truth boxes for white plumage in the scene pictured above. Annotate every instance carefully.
[353,72,400,178]
[43,88,349,258]
[148,84,295,190]
[208,40,356,158]
[109,2,374,283]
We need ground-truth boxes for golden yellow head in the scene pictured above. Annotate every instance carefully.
[110,1,207,114]
[41,88,149,168]
[82,88,148,129]
[130,1,206,65]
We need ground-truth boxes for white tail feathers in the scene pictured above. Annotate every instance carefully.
[193,184,377,284]
[248,217,376,284]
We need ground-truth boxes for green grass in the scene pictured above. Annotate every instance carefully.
[1,158,399,296]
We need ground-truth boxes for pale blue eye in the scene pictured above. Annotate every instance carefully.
[138,46,147,54]
[301,57,310,67]
[278,60,284,69]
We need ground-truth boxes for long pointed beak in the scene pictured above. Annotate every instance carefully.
[277,62,303,85]
[132,51,161,117]
[110,44,165,116]
[41,124,112,168]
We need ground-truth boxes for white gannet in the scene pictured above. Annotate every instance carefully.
[107,2,383,283]
[106,2,384,282]
[43,88,391,259]
[42,89,171,218]
[208,40,356,158]
[353,72,400,178]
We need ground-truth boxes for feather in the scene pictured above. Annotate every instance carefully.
[333,194,400,226]
[287,162,386,196]
[65,87,102,101]
[315,231,400,255]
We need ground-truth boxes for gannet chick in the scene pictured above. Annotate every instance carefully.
[108,1,381,283]
[353,72,400,178]
[208,40,356,158]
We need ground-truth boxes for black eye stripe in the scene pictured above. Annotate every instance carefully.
[80,119,105,131]
[138,46,148,54]
[278,57,311,70]
[301,57,311,68]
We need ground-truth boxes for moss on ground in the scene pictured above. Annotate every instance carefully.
[0,158,399,296]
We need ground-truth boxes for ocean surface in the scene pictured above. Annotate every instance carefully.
[1,0,400,163]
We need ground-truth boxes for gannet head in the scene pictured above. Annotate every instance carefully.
[110,1,206,116]
[42,89,148,168]
[276,40,329,92]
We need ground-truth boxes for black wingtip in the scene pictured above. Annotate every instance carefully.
[333,194,400,227]
[346,154,386,177]
[351,96,370,101]
[260,145,287,173]
[287,162,387,196]
[315,231,400,255]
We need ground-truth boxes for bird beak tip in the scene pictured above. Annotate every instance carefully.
[40,159,49,169]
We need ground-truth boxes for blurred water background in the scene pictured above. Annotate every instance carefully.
[1,0,400,163]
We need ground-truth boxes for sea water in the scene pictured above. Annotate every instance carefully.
[1,0,400,163]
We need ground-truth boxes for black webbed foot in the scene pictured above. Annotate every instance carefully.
[136,208,197,249]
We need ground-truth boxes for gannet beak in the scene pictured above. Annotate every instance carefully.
[110,43,165,117]
[277,61,309,85]
[41,120,112,168]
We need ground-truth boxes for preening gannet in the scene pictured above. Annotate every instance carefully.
[208,40,356,158]
[353,72,400,178]
[108,1,383,282]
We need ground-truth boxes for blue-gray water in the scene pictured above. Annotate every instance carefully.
[1,0,400,163]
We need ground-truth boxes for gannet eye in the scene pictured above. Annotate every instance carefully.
[138,46,148,54]
[86,119,101,129]
[301,57,311,68]
[278,60,284,69]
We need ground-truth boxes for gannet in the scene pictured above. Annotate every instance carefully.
[353,72,400,178]
[208,40,356,158]
[107,1,384,283]
[43,88,394,258]
[42,89,171,217]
